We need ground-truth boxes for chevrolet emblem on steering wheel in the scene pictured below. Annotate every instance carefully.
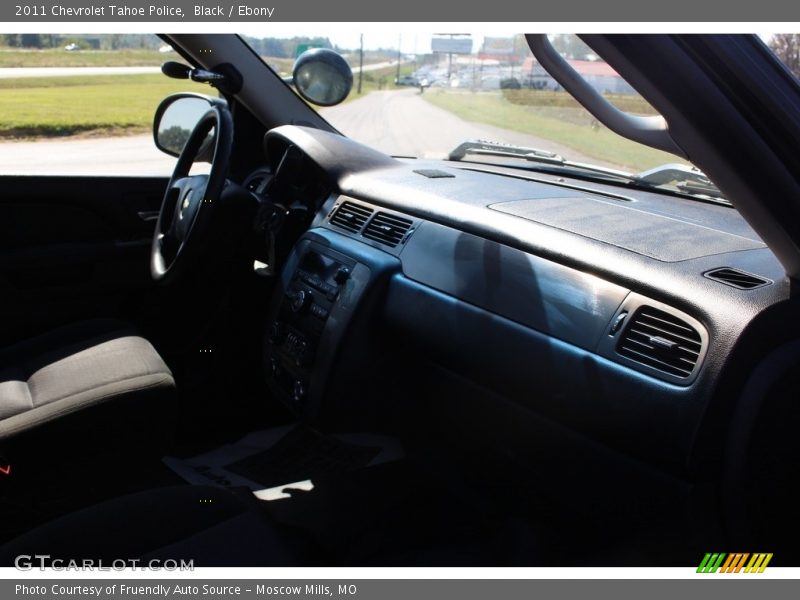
[180,190,192,218]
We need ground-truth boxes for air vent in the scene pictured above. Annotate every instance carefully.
[329,201,374,233]
[704,267,771,290]
[617,306,703,378]
[362,212,413,247]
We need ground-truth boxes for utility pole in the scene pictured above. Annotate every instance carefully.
[413,33,417,74]
[396,34,402,82]
[358,33,364,94]
[432,33,471,83]
[471,55,476,91]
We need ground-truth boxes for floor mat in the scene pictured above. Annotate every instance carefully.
[162,424,403,501]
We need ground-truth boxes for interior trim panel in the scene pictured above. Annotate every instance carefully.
[399,220,630,352]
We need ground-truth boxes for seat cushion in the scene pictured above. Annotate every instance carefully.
[0,319,175,452]
[0,485,299,567]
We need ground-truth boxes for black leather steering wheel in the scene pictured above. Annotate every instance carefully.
[151,104,233,283]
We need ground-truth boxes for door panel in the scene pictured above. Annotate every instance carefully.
[0,175,168,345]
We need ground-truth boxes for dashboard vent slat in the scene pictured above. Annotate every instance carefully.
[362,212,413,247]
[617,306,703,378]
[704,267,771,290]
[330,201,374,233]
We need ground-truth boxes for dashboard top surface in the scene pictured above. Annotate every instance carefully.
[264,125,789,322]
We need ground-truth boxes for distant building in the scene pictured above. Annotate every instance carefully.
[478,37,516,62]
[520,57,636,95]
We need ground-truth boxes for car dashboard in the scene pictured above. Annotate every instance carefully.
[243,125,792,553]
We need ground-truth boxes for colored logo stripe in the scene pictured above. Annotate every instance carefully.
[697,553,773,573]
[721,553,749,573]
[744,553,773,573]
[697,553,726,573]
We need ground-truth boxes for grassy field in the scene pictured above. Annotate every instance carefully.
[0,48,385,76]
[0,74,209,138]
[0,52,413,137]
[262,57,294,77]
[0,48,171,68]
[502,88,659,116]
[423,89,683,172]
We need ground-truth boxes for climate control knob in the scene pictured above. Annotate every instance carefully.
[287,289,311,313]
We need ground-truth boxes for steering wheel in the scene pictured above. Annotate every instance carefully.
[151,104,233,283]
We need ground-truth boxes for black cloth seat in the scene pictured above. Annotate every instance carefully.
[0,485,298,566]
[0,319,175,462]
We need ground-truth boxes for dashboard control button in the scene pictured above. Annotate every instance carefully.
[310,304,329,320]
[609,312,628,336]
[319,283,338,300]
[299,342,316,367]
[268,321,286,345]
[292,380,307,403]
[334,267,351,284]
[269,357,281,378]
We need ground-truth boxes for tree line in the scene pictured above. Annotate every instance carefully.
[770,34,800,78]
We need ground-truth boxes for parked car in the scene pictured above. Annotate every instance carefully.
[500,76,522,89]
[0,33,798,568]
[395,75,419,86]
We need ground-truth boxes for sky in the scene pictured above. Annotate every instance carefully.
[234,25,778,53]
[0,22,782,54]
[236,24,529,52]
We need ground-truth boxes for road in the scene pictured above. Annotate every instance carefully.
[0,89,623,175]
[0,59,402,79]
[0,134,177,176]
[354,60,406,73]
[322,89,625,169]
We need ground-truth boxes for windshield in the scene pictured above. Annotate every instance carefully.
[242,32,799,204]
[247,33,684,174]
[1,32,793,194]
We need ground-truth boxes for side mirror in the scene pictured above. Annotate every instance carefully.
[153,93,226,159]
[291,48,353,106]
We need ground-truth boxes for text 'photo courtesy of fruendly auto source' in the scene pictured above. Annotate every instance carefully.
[0,0,800,596]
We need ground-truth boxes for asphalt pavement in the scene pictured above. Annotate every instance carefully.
[321,88,624,168]
[0,60,401,79]
[0,134,177,176]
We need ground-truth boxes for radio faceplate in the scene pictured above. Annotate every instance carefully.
[265,242,357,413]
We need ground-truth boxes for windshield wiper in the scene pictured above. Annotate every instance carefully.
[634,163,728,201]
[448,139,633,181]
[448,139,731,206]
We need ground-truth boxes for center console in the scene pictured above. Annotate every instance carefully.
[264,229,399,417]
[266,241,354,406]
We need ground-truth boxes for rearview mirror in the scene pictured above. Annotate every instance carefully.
[153,93,225,158]
[291,48,353,106]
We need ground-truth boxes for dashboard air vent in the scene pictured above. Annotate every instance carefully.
[617,306,702,378]
[704,267,771,290]
[330,201,374,233]
[362,212,413,247]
